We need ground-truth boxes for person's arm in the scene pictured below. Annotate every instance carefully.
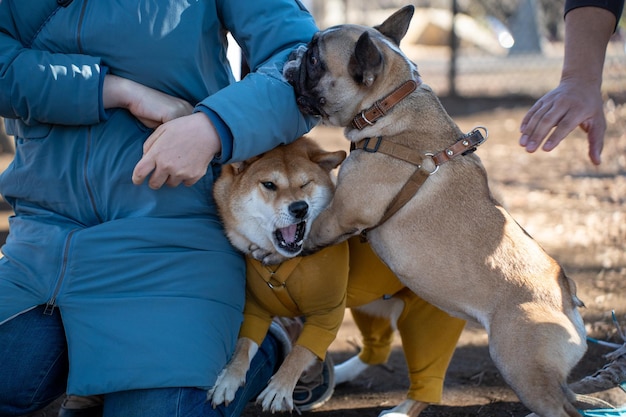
[103,74,193,129]
[132,0,319,189]
[0,4,194,131]
[0,3,103,126]
[519,6,617,164]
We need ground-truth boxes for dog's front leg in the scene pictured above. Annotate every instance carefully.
[249,243,291,265]
[304,204,363,254]
[207,338,258,407]
[256,344,317,413]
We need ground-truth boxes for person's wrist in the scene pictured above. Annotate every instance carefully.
[558,73,601,92]
[103,74,134,110]
[193,112,222,156]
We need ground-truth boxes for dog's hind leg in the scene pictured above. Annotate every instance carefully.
[379,399,429,417]
[488,308,586,417]
[334,355,371,385]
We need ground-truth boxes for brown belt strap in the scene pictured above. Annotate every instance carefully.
[353,128,487,235]
[351,79,420,130]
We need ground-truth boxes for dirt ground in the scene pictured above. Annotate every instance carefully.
[7,101,626,417]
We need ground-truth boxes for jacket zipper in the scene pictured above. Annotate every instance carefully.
[75,0,88,53]
[44,229,77,315]
[76,1,102,224]
[84,127,103,223]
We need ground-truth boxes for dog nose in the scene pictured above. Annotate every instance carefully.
[289,201,309,220]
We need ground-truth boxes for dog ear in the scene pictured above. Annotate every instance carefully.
[351,32,383,87]
[374,5,414,46]
[311,150,347,172]
[229,161,247,175]
[229,153,263,175]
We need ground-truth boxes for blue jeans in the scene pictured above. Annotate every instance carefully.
[0,305,279,417]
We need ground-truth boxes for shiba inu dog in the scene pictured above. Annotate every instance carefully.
[210,137,464,416]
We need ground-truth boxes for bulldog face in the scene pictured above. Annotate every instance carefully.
[283,6,416,127]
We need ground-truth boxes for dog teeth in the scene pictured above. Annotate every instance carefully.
[274,222,306,254]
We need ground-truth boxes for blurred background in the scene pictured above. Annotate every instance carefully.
[2,0,624,154]
[301,0,626,100]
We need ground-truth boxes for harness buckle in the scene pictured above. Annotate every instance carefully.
[361,136,383,153]
[461,126,488,156]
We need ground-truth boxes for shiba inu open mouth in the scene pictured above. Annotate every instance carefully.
[274,221,306,254]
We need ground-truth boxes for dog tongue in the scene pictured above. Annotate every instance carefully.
[281,224,298,244]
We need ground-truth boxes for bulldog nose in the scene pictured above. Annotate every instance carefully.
[289,201,309,220]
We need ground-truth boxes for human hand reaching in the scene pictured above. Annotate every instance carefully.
[518,6,615,166]
[519,79,606,165]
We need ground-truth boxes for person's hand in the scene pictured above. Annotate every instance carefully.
[519,79,606,165]
[132,112,221,189]
[518,5,615,167]
[103,74,194,128]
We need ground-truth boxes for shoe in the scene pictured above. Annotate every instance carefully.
[57,395,103,417]
[268,317,335,412]
[571,311,626,395]
[571,343,626,394]
[293,354,335,412]
[268,316,302,362]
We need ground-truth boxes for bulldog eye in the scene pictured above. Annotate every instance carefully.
[309,54,318,66]
[261,181,277,191]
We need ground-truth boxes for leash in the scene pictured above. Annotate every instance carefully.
[353,127,488,238]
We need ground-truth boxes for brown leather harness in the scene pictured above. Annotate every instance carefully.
[349,79,488,237]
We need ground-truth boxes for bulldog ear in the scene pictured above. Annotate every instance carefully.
[351,31,383,87]
[374,5,414,45]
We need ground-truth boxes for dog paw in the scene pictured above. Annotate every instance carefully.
[256,381,294,413]
[249,246,290,265]
[262,252,291,265]
[249,245,271,262]
[207,367,246,407]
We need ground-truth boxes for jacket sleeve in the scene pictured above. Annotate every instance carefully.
[0,3,105,127]
[564,0,624,31]
[197,0,320,164]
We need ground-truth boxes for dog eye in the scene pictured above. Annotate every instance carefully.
[261,181,277,191]
[309,54,318,66]
[301,180,312,189]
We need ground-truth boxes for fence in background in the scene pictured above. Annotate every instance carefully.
[304,0,626,100]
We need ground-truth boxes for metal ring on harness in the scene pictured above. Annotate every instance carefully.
[267,278,286,289]
[473,126,489,140]
[422,153,440,175]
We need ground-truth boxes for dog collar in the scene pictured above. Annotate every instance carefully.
[351,79,421,130]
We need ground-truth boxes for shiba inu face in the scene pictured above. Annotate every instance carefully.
[213,137,346,259]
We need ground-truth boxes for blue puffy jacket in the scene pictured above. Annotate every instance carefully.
[0,0,317,396]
